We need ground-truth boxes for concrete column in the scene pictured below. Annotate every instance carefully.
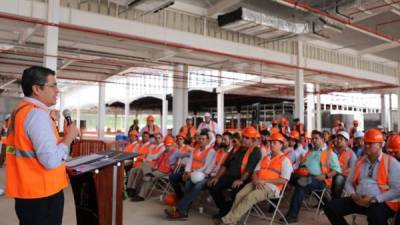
[295,40,305,123]
[124,81,130,133]
[217,90,224,134]
[397,92,400,132]
[315,84,322,130]
[381,94,387,129]
[58,91,65,132]
[162,95,168,136]
[76,86,81,129]
[172,64,189,135]
[43,0,60,71]
[98,83,106,139]
[306,83,315,132]
[389,94,393,131]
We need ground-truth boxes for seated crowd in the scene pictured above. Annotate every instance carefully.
[122,115,400,225]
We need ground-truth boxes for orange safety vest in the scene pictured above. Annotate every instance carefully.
[353,154,400,212]
[178,145,190,154]
[180,125,196,139]
[257,153,287,191]
[191,146,213,171]
[294,149,333,186]
[144,125,159,135]
[124,141,139,153]
[338,148,353,176]
[133,142,152,167]
[157,149,175,174]
[240,146,255,174]
[148,143,164,167]
[215,150,229,167]
[5,100,68,199]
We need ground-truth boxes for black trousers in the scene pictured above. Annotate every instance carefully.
[15,190,64,225]
[208,175,243,217]
[324,197,395,225]
[331,174,346,199]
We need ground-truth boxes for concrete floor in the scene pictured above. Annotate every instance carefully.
[0,167,364,225]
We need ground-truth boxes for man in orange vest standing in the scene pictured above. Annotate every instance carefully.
[179,116,196,144]
[216,132,293,225]
[208,127,262,219]
[285,130,341,223]
[139,115,160,137]
[324,129,400,225]
[4,66,79,225]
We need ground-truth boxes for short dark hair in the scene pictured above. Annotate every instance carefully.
[142,131,150,137]
[199,131,209,139]
[222,132,232,139]
[21,66,55,97]
[232,132,242,140]
[311,130,323,138]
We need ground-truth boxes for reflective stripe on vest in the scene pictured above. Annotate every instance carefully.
[353,154,400,212]
[240,146,255,174]
[5,100,68,199]
[338,148,353,176]
[148,144,164,167]
[191,146,212,171]
[257,153,286,190]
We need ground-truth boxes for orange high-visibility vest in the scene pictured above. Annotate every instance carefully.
[215,150,229,167]
[5,100,68,199]
[353,154,400,212]
[133,142,152,167]
[294,149,333,186]
[148,143,164,167]
[157,149,175,174]
[257,153,287,190]
[338,148,353,176]
[178,145,190,154]
[180,125,196,140]
[124,141,138,153]
[144,125,159,135]
[240,146,255,174]
[191,146,213,171]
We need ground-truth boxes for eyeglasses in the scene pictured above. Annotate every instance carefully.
[38,83,58,89]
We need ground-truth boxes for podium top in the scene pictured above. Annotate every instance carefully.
[66,151,137,176]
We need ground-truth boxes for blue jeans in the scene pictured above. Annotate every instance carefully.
[286,177,325,218]
[176,179,208,215]
[169,170,185,199]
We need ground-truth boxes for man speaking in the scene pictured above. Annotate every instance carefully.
[3,66,80,225]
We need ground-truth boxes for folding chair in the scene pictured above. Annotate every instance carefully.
[243,182,289,225]
[309,186,329,219]
[146,175,172,200]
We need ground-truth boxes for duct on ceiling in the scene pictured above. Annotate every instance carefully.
[217,7,309,40]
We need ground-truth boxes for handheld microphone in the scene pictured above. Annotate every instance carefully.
[62,109,73,125]
[62,109,77,144]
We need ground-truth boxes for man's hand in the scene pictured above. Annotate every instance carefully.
[358,196,373,207]
[63,124,80,146]
[208,177,219,187]
[232,179,243,189]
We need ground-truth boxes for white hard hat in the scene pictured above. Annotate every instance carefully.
[354,131,364,139]
[337,131,349,141]
[190,171,205,183]
[204,112,211,117]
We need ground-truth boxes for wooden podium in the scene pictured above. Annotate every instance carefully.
[66,151,137,225]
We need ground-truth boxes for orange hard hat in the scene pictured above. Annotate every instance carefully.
[290,130,300,141]
[242,126,260,138]
[364,128,384,143]
[353,120,359,125]
[271,119,277,125]
[270,132,286,143]
[270,127,280,135]
[147,115,154,122]
[176,132,186,140]
[164,193,177,206]
[387,135,400,152]
[164,136,175,145]
[129,130,139,137]
[294,168,309,177]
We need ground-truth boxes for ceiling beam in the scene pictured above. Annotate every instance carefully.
[18,24,42,44]
[0,79,17,89]
[58,60,75,70]
[150,49,177,61]
[207,0,241,17]
[358,42,399,55]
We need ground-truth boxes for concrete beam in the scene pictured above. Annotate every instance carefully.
[207,0,241,17]
[18,24,42,44]
[358,42,399,55]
